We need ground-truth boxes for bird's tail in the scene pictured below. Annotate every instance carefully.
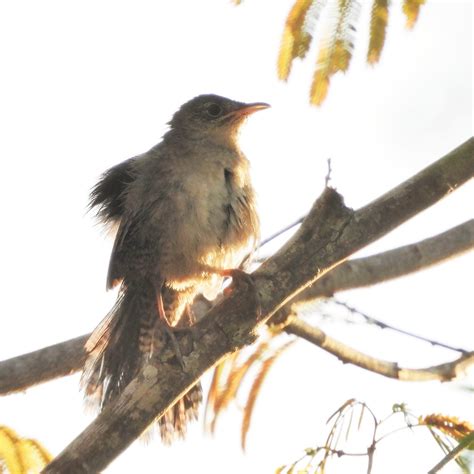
[81,281,202,444]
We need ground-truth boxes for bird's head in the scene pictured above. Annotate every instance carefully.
[168,94,270,145]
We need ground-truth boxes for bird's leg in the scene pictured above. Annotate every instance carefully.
[155,285,171,326]
[155,285,185,369]
[184,304,197,325]
[172,303,197,329]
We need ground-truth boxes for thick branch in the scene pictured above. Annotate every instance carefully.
[286,318,474,381]
[291,218,474,302]
[42,138,474,472]
[2,219,472,395]
[0,335,88,394]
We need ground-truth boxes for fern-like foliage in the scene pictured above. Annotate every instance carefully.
[276,398,376,473]
[420,414,474,472]
[367,0,390,64]
[403,0,426,29]
[272,0,428,105]
[420,413,474,441]
[276,401,474,473]
[310,0,360,105]
[205,341,270,434]
[277,0,326,81]
[0,426,52,474]
[204,330,294,450]
[241,340,294,450]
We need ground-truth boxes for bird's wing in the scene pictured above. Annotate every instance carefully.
[89,157,137,226]
[106,212,142,289]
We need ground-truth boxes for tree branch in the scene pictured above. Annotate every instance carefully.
[41,138,473,472]
[291,218,474,302]
[0,335,88,395]
[2,219,472,396]
[285,318,474,381]
[331,299,468,353]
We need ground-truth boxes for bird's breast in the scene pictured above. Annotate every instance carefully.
[164,158,258,283]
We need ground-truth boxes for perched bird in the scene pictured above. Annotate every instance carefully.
[81,94,268,443]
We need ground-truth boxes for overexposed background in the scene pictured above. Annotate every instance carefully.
[0,0,472,472]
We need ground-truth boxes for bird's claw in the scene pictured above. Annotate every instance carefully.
[221,268,261,318]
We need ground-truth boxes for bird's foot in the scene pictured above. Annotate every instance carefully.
[155,320,188,370]
[220,268,261,318]
[154,289,189,369]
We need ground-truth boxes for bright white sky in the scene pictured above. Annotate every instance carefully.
[0,1,472,473]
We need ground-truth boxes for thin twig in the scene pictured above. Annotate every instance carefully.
[325,157,332,186]
[428,432,474,474]
[258,215,306,248]
[314,446,368,457]
[332,299,469,354]
[286,318,474,382]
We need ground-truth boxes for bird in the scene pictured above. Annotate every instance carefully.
[80,94,269,443]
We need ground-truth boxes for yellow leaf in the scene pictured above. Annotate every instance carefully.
[241,341,294,450]
[402,0,426,29]
[0,427,23,474]
[206,341,270,433]
[420,414,474,441]
[310,70,330,106]
[310,0,357,105]
[277,0,315,80]
[18,439,52,470]
[0,426,52,474]
[367,0,389,64]
[332,39,351,72]
[278,28,295,81]
[203,355,227,431]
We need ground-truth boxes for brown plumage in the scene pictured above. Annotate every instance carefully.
[81,94,268,443]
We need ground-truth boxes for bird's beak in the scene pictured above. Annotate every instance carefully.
[231,102,271,117]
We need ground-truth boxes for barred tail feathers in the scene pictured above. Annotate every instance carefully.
[81,281,202,443]
[158,383,203,444]
[81,281,156,409]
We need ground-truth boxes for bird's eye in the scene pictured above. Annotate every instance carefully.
[206,103,222,118]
